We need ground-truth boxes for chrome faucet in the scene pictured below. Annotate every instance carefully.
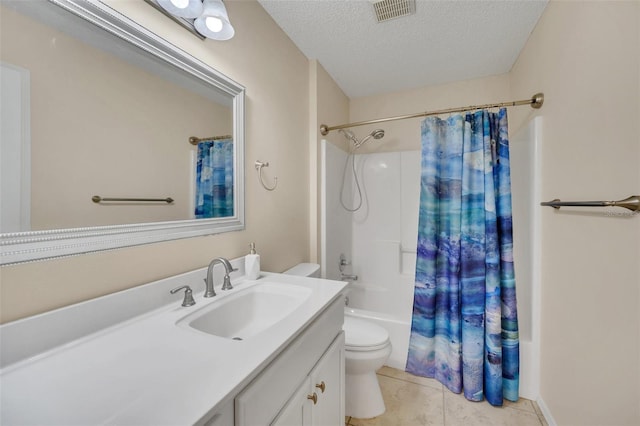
[204,257,236,297]
[340,273,358,281]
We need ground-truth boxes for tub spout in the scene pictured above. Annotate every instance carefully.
[341,273,358,281]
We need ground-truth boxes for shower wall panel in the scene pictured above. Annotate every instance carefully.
[350,151,419,322]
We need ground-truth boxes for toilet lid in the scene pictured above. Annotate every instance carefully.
[343,316,390,350]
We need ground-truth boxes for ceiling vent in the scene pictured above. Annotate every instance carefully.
[370,0,416,23]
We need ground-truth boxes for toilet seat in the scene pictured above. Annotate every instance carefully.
[344,316,390,352]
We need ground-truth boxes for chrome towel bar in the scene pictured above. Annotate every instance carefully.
[540,195,639,212]
[92,196,174,204]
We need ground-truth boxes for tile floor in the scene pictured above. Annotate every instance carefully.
[345,367,549,426]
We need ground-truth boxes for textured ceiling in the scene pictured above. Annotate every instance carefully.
[258,0,548,99]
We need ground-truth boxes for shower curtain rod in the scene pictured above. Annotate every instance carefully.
[319,92,544,136]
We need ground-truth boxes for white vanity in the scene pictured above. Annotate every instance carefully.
[0,259,347,425]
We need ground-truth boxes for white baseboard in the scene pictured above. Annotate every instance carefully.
[537,396,557,426]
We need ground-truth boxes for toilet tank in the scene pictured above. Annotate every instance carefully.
[283,263,320,278]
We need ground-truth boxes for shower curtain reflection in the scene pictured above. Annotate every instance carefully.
[195,138,234,218]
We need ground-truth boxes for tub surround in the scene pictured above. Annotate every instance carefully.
[0,260,347,425]
[321,143,417,371]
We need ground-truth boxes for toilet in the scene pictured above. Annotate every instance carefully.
[283,263,392,419]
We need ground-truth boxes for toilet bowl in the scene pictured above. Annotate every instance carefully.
[283,263,392,419]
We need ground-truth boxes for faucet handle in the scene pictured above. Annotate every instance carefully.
[222,264,237,291]
[222,274,233,291]
[170,285,196,307]
[339,253,351,272]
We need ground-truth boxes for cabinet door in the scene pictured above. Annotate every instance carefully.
[271,377,312,426]
[310,332,345,426]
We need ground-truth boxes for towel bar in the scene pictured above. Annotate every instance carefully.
[540,195,639,211]
[92,196,174,204]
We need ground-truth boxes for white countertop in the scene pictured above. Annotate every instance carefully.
[0,270,347,425]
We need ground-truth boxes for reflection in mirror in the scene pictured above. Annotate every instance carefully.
[0,0,245,264]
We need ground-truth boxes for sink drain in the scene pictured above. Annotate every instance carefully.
[232,337,243,341]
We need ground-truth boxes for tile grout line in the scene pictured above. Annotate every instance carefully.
[377,373,445,393]
[376,371,444,392]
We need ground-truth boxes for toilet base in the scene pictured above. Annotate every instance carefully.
[345,371,386,419]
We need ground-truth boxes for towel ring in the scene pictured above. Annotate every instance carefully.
[255,160,277,191]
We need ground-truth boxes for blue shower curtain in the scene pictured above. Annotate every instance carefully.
[195,138,234,218]
[406,108,519,406]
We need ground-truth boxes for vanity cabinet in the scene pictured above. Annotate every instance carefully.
[235,298,344,426]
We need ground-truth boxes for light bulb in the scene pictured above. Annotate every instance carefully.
[205,16,223,33]
[193,0,234,40]
[170,0,189,9]
[158,0,203,18]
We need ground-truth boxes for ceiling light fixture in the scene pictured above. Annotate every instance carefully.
[157,0,203,19]
[154,0,234,40]
[194,0,235,40]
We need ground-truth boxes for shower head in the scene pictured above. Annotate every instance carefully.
[370,129,385,140]
[339,128,385,149]
[355,129,385,148]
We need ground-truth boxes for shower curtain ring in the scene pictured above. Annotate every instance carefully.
[255,160,278,191]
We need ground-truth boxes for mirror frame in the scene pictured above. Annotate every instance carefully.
[0,0,245,265]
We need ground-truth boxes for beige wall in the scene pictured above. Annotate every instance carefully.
[1,5,232,229]
[349,73,511,153]
[510,1,640,425]
[0,0,310,323]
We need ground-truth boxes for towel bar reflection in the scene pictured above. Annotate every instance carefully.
[92,196,174,204]
[189,135,233,145]
[540,195,639,211]
[255,161,277,191]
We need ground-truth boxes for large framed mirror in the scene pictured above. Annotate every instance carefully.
[0,0,245,265]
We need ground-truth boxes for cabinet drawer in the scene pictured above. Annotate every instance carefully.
[235,298,344,426]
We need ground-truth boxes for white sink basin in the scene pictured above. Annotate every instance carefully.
[178,282,312,340]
